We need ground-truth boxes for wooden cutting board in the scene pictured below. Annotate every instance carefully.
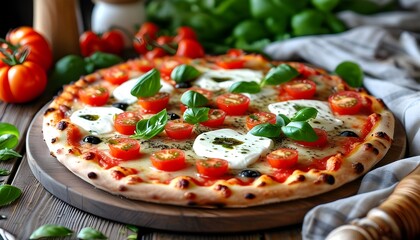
[26,104,407,233]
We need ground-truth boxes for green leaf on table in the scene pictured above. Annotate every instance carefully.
[171,64,201,83]
[77,227,107,240]
[249,123,282,138]
[261,64,299,86]
[130,68,162,98]
[0,134,19,150]
[334,61,364,88]
[180,90,209,108]
[0,168,10,176]
[0,184,22,207]
[282,121,318,142]
[228,81,261,94]
[183,107,210,125]
[0,122,19,138]
[132,109,168,140]
[29,224,73,239]
[0,148,22,161]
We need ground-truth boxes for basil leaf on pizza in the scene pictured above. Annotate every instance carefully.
[291,107,318,122]
[183,107,210,124]
[181,90,209,107]
[228,81,261,94]
[335,61,363,88]
[261,64,299,86]
[130,68,162,97]
[171,64,201,83]
[281,121,318,142]
[132,109,168,140]
[249,123,282,138]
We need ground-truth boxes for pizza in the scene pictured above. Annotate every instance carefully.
[42,51,394,208]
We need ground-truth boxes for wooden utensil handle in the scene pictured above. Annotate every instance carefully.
[326,165,420,240]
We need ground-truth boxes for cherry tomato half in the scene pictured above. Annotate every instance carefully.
[328,91,363,115]
[78,85,110,106]
[114,111,143,135]
[165,120,194,140]
[201,109,227,128]
[196,158,229,178]
[295,128,328,148]
[266,148,299,169]
[176,39,205,59]
[138,92,170,114]
[108,138,141,160]
[150,149,186,171]
[216,93,250,116]
[282,79,317,99]
[103,68,129,85]
[246,112,277,130]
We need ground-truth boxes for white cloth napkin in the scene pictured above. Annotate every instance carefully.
[264,10,420,239]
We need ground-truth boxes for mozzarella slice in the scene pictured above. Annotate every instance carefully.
[113,78,174,104]
[193,128,273,169]
[194,69,263,91]
[70,107,123,135]
[268,100,343,131]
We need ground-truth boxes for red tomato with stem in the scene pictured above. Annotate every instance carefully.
[79,31,106,57]
[108,138,141,160]
[266,148,299,169]
[78,85,110,106]
[328,91,363,115]
[282,79,317,99]
[295,128,328,148]
[176,39,205,59]
[138,92,170,113]
[0,60,47,103]
[114,111,143,135]
[145,48,167,60]
[196,158,229,178]
[201,109,227,128]
[103,68,129,85]
[216,93,250,116]
[150,149,186,171]
[246,112,277,130]
[164,120,194,140]
[133,22,159,55]
[6,26,53,70]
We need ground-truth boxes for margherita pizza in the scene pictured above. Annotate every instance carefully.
[42,51,394,208]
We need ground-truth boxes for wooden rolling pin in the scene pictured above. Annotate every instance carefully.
[326,165,420,240]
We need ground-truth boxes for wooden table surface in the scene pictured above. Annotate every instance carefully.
[0,83,407,239]
[0,87,304,239]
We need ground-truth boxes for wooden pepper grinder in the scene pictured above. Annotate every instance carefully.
[33,0,82,61]
[326,165,420,240]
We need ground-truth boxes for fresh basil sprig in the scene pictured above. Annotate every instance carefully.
[0,122,21,161]
[0,169,10,176]
[183,107,210,124]
[228,63,299,94]
[130,68,162,98]
[180,90,209,107]
[250,107,319,142]
[0,184,21,207]
[334,61,363,88]
[171,64,201,83]
[131,109,168,140]
[77,227,108,240]
[29,224,73,239]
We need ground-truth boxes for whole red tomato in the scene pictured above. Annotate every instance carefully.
[0,60,47,103]
[133,22,159,55]
[79,30,124,57]
[6,26,53,71]
[173,26,197,43]
[176,39,205,59]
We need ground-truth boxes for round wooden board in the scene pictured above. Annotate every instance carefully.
[27,104,407,233]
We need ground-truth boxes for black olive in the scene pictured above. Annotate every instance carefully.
[340,131,359,138]
[83,135,102,144]
[175,82,192,88]
[239,170,261,178]
[168,112,181,120]
[112,102,129,111]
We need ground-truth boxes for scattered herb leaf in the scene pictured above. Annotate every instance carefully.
[132,109,168,140]
[183,107,210,124]
[0,184,22,207]
[0,169,10,176]
[281,121,318,142]
[77,227,107,240]
[29,224,73,239]
[171,64,201,83]
[261,64,299,86]
[0,122,19,138]
[249,123,283,138]
[180,90,209,108]
[228,81,261,94]
[130,68,162,98]
[0,148,22,161]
